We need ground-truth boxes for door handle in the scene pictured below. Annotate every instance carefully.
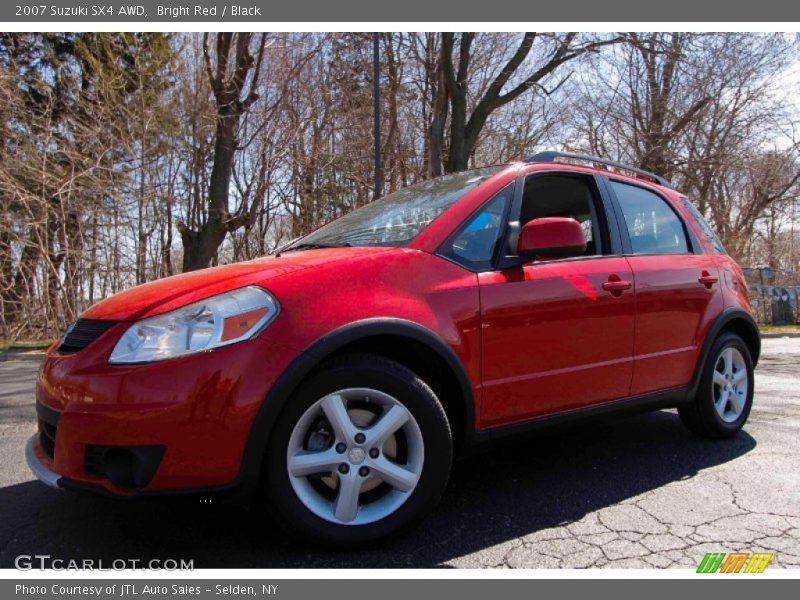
[698,271,718,288]
[602,276,632,295]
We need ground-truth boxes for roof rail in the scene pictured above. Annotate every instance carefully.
[524,151,674,189]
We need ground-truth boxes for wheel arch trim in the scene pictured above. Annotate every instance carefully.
[689,308,761,397]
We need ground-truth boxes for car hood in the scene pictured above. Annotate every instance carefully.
[81,247,395,321]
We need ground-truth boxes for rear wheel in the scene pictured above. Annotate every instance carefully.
[679,332,754,438]
[263,354,452,546]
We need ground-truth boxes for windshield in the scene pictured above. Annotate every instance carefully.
[285,166,504,250]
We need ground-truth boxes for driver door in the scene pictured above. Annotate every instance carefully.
[479,172,636,427]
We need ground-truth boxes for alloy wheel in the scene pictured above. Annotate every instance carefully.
[286,388,424,525]
[712,347,749,423]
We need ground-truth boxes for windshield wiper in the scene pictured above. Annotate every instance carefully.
[281,242,352,253]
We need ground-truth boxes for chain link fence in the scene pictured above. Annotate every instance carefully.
[743,267,800,325]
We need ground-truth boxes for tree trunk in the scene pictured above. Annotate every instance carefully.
[180,114,237,271]
[427,51,449,178]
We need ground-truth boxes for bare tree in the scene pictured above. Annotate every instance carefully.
[177,33,268,271]
[432,32,621,173]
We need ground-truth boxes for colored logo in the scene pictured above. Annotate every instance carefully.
[697,552,773,573]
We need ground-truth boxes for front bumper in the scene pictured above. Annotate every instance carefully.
[25,435,62,489]
[33,332,300,496]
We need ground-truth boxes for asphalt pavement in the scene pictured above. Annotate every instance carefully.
[1,338,798,569]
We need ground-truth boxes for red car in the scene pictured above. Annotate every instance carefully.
[28,152,760,545]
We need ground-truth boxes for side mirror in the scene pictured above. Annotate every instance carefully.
[516,217,586,258]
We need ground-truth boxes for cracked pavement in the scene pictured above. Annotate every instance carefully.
[0,338,798,569]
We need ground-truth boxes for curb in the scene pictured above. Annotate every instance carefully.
[0,351,45,363]
[760,332,800,339]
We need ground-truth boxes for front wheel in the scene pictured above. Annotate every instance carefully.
[679,332,754,439]
[263,354,452,546]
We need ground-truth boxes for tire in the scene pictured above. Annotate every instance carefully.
[262,353,452,547]
[679,332,754,439]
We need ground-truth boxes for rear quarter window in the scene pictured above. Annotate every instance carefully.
[680,198,727,254]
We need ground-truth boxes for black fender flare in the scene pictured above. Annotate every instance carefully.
[236,318,476,492]
[688,308,761,398]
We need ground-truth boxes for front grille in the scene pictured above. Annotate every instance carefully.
[57,319,118,354]
[36,401,60,459]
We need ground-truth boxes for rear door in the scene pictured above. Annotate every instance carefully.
[606,179,724,396]
[477,171,636,427]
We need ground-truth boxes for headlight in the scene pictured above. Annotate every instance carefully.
[109,286,279,364]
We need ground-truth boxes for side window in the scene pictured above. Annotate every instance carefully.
[681,198,726,254]
[519,173,604,256]
[440,192,509,270]
[611,181,690,254]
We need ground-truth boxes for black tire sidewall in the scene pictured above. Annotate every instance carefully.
[696,333,754,435]
[263,354,453,546]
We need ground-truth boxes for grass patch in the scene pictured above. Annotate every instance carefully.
[0,340,52,351]
[759,324,800,333]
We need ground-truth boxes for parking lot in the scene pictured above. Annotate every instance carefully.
[1,337,798,569]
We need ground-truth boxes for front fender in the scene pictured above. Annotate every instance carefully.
[236,318,476,493]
